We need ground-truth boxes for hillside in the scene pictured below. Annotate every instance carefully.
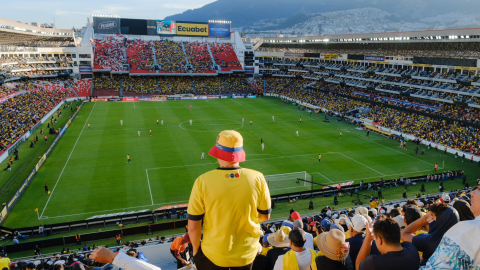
[165,0,480,27]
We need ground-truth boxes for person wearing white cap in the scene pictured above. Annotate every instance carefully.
[345,214,368,265]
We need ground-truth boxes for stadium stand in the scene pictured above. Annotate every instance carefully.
[183,41,215,73]
[153,40,187,73]
[126,39,155,73]
[92,76,124,96]
[93,38,128,71]
[69,78,92,97]
[209,42,243,71]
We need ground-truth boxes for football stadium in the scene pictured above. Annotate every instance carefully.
[0,5,480,270]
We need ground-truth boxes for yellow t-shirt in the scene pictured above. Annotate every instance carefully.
[0,257,11,270]
[187,168,272,267]
[370,200,379,209]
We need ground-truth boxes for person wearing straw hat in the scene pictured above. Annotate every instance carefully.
[273,229,317,270]
[267,227,292,270]
[315,229,352,270]
[187,130,272,270]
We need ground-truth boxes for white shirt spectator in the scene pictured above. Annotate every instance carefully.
[273,249,312,270]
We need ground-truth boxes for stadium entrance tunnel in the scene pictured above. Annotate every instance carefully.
[178,119,244,132]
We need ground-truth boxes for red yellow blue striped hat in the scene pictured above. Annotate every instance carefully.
[208,130,246,162]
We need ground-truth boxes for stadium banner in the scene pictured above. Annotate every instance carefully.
[152,96,167,101]
[365,55,385,61]
[60,126,67,137]
[138,97,152,101]
[122,98,138,101]
[93,17,121,34]
[321,181,354,190]
[247,95,257,98]
[156,20,177,35]
[147,20,157,36]
[36,154,47,171]
[285,53,304,58]
[92,98,108,102]
[221,95,230,99]
[0,207,7,224]
[208,23,231,38]
[79,66,92,73]
[155,203,188,211]
[176,22,209,36]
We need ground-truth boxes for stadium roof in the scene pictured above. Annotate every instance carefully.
[254,28,480,50]
[0,18,74,46]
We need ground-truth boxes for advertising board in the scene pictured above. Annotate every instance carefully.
[177,22,208,36]
[93,17,120,34]
[208,23,231,38]
[156,20,177,35]
[79,66,92,73]
[365,55,385,61]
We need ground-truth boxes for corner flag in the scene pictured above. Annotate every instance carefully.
[35,208,38,212]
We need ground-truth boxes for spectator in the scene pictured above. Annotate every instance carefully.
[452,199,475,221]
[356,215,420,270]
[187,130,271,269]
[293,220,314,250]
[266,228,292,270]
[282,212,302,229]
[90,246,160,270]
[273,229,316,270]
[401,202,459,265]
[315,229,353,270]
[0,253,10,270]
[345,215,368,265]
[420,179,480,269]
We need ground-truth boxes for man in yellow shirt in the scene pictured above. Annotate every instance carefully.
[0,253,10,270]
[188,130,272,269]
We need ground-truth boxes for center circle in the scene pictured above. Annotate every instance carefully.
[178,119,244,132]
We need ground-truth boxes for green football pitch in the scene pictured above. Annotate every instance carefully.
[3,97,477,228]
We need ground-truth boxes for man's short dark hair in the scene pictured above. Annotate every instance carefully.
[404,205,422,225]
[389,208,401,218]
[373,215,401,245]
[289,229,306,248]
[430,202,449,218]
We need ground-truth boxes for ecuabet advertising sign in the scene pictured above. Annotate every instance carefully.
[208,23,231,38]
[177,22,209,36]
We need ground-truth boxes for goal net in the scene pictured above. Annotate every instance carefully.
[265,171,312,196]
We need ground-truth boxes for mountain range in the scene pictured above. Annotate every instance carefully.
[165,0,480,28]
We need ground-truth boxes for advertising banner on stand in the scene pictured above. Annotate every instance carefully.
[177,22,208,36]
[208,23,231,38]
[156,20,177,35]
[93,17,120,34]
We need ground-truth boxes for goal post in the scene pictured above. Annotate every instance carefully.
[265,171,312,196]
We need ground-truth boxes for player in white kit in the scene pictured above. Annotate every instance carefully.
[189,119,192,125]
[272,116,275,121]
[261,142,265,151]
[120,120,123,126]
[138,130,141,137]
[296,130,299,136]
[201,152,205,159]
[161,119,164,125]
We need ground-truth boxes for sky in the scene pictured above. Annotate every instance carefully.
[0,0,216,29]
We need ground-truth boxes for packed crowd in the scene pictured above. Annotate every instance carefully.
[0,81,75,150]
[126,40,155,72]
[69,79,92,97]
[0,86,16,99]
[93,39,128,72]
[154,40,187,73]
[183,42,214,73]
[192,76,228,95]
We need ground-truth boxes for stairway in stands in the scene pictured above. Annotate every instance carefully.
[65,80,80,98]
[205,43,218,70]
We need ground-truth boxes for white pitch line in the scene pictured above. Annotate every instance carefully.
[336,152,386,176]
[312,172,334,183]
[145,169,154,205]
[233,100,241,105]
[39,102,97,219]
[263,98,434,167]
